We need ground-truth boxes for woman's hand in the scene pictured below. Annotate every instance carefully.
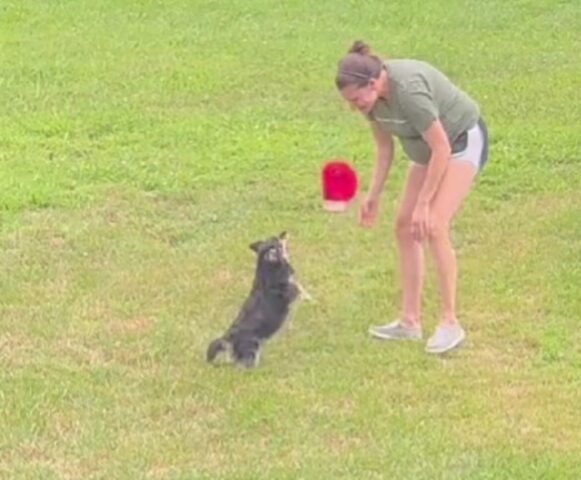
[411,201,431,242]
[359,193,381,228]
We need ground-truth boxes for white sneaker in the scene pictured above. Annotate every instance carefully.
[368,320,423,340]
[425,323,466,354]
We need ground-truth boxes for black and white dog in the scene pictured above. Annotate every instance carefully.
[206,232,310,368]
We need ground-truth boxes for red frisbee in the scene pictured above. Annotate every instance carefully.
[321,160,358,212]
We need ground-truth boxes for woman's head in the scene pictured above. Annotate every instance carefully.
[336,41,385,114]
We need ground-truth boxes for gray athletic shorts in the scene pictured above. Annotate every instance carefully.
[450,117,489,172]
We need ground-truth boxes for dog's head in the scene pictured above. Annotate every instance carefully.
[249,232,305,300]
[249,231,290,266]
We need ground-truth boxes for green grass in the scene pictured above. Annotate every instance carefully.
[1,0,580,478]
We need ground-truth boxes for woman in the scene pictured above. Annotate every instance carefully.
[336,41,488,354]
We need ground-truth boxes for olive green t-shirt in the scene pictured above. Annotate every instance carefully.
[367,59,480,164]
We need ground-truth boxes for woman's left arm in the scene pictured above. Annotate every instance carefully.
[410,119,451,241]
[397,82,452,240]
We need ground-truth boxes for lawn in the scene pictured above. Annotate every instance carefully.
[0,0,580,478]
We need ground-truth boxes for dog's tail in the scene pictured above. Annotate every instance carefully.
[206,337,228,363]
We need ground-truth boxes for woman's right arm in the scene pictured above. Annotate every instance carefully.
[367,121,394,199]
[358,122,394,227]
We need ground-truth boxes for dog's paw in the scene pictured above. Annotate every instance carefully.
[300,289,314,302]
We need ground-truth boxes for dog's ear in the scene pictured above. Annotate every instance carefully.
[249,241,262,253]
[279,231,288,240]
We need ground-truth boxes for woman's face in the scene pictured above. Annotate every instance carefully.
[340,80,380,114]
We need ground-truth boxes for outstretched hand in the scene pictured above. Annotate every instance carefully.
[359,194,380,228]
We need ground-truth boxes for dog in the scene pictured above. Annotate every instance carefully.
[206,231,310,368]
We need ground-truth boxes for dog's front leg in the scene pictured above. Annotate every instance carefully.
[295,280,313,302]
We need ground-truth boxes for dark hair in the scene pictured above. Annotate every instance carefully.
[335,40,383,89]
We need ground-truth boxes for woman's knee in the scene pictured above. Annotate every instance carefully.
[394,213,413,241]
[427,217,451,244]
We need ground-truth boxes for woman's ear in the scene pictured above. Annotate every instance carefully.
[368,77,380,93]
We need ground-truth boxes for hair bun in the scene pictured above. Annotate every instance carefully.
[348,40,370,55]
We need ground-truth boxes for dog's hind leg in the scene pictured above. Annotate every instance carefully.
[233,335,261,368]
[206,337,228,363]
[237,350,260,369]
